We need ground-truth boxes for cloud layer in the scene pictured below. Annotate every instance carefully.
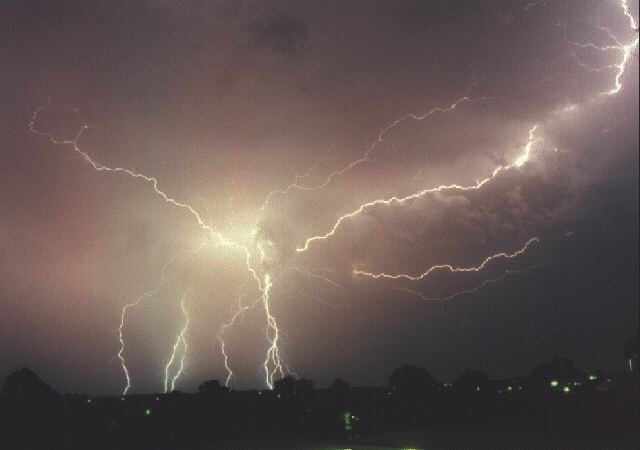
[0,0,637,394]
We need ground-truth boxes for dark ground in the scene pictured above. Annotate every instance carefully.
[1,361,638,449]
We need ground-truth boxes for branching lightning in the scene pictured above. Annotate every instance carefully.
[117,262,171,395]
[261,156,323,210]
[296,125,540,253]
[29,100,245,253]
[163,293,190,393]
[28,0,638,392]
[260,274,285,389]
[294,0,637,308]
[353,237,540,281]
[217,294,263,387]
[394,265,545,303]
[29,100,292,392]
[559,1,639,97]
[262,93,493,211]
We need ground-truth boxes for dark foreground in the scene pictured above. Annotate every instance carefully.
[217,430,638,449]
[1,363,637,449]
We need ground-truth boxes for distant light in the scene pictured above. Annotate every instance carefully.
[588,375,597,381]
[277,393,281,399]
[343,410,353,431]
[258,391,262,396]
[518,386,523,390]
[155,397,160,401]
[563,387,571,393]
[120,397,125,401]
[87,399,92,403]
[507,386,513,391]
[476,386,480,391]
[144,408,151,416]
[550,380,559,387]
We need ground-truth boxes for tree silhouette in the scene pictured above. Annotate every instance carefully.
[388,365,436,394]
[530,357,581,390]
[273,376,314,398]
[274,375,297,397]
[1,367,57,399]
[454,369,488,393]
[197,379,229,395]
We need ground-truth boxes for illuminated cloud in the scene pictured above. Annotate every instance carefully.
[0,0,637,394]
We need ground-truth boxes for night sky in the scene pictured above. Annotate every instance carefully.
[1,0,638,395]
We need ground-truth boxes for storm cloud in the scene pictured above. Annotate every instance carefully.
[0,0,637,394]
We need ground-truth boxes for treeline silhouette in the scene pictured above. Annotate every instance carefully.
[0,356,638,449]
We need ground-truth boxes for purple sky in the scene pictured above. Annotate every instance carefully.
[1,0,638,395]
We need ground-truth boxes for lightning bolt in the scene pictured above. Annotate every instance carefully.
[493,0,550,26]
[296,125,539,253]
[394,265,545,303]
[297,0,636,308]
[353,237,540,281]
[603,27,638,96]
[28,0,638,393]
[217,294,263,387]
[253,98,494,383]
[29,99,245,253]
[623,0,639,30]
[30,102,294,390]
[116,261,171,395]
[291,265,345,292]
[29,100,296,390]
[163,292,190,393]
[262,92,494,212]
[559,1,639,97]
[315,94,479,187]
[259,274,284,389]
[215,237,294,389]
[260,156,323,210]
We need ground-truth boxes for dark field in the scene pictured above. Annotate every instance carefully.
[1,361,637,449]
